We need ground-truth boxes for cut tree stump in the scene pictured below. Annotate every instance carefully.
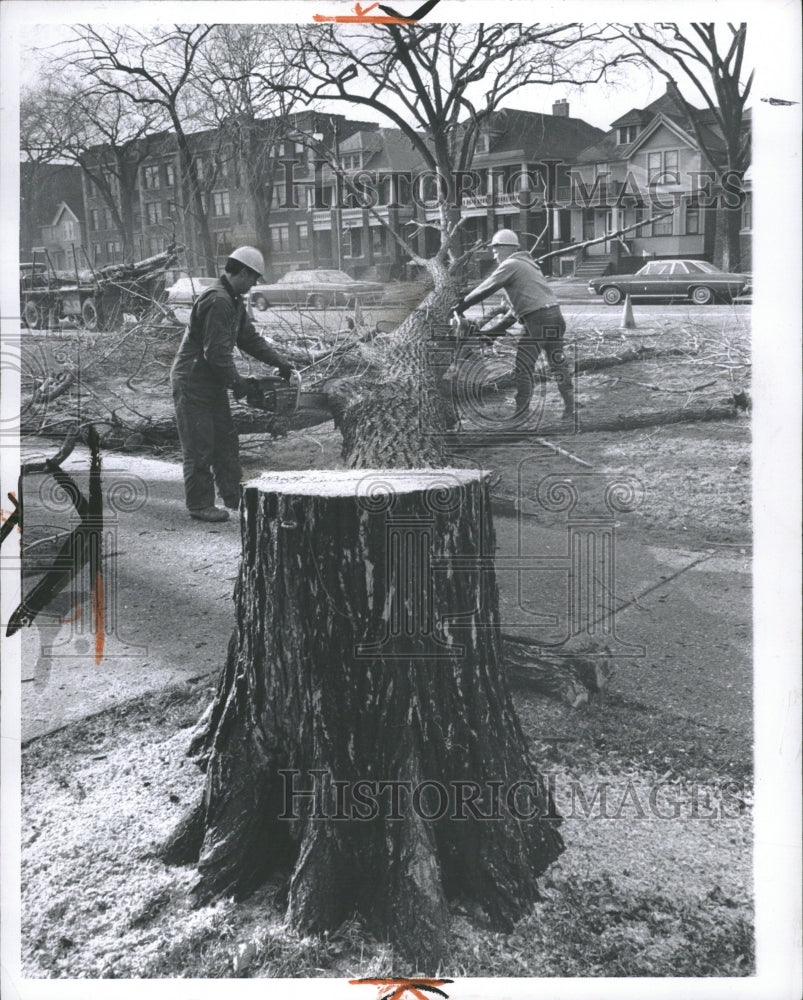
[159,468,563,964]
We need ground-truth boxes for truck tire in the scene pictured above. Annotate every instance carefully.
[82,299,101,330]
[23,301,41,329]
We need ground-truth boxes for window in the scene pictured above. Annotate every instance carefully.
[165,163,175,187]
[634,205,650,237]
[106,241,117,258]
[297,222,309,245]
[345,226,363,257]
[63,220,75,240]
[237,203,246,225]
[90,209,100,231]
[685,198,700,235]
[146,201,162,225]
[371,226,385,256]
[648,150,679,183]
[475,133,489,154]
[93,243,102,261]
[143,165,160,190]
[271,225,290,250]
[665,150,678,172]
[742,193,752,231]
[105,209,114,229]
[653,210,674,236]
[670,262,689,274]
[617,125,639,144]
[211,191,230,216]
[149,237,161,256]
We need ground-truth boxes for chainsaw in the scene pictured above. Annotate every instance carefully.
[239,371,329,415]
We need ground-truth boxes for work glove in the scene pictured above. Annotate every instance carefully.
[450,299,467,316]
[277,362,293,383]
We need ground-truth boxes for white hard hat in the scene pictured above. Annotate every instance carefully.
[490,229,520,247]
[228,245,265,278]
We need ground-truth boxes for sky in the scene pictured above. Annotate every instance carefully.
[10,8,752,135]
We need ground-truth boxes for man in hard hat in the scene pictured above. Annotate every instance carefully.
[452,229,576,419]
[170,246,294,522]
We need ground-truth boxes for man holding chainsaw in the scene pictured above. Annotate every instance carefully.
[170,246,295,523]
[451,229,576,420]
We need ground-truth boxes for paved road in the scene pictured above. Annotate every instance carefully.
[13,448,751,745]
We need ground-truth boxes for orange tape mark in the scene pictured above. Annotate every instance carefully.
[93,572,105,664]
[349,978,453,1000]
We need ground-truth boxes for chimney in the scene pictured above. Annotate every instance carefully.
[552,98,569,117]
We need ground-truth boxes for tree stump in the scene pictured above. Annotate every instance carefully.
[160,469,563,964]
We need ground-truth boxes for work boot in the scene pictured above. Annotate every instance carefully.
[222,494,240,510]
[189,506,230,523]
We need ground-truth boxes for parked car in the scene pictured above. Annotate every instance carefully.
[588,260,750,305]
[250,269,384,310]
[164,276,217,304]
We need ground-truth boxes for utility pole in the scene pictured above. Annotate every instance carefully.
[330,116,343,272]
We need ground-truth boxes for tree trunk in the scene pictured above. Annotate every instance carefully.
[160,469,563,964]
[332,258,461,467]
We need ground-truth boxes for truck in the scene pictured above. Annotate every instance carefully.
[20,244,183,331]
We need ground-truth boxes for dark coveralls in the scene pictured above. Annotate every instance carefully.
[170,275,291,511]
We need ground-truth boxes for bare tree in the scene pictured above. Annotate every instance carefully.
[619,22,752,270]
[188,24,310,257]
[62,25,220,272]
[21,74,167,262]
[285,22,630,265]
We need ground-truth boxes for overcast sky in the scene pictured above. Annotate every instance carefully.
[7,5,765,135]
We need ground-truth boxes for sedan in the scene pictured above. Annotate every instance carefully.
[589,260,750,305]
[250,269,384,310]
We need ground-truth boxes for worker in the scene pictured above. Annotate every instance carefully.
[451,229,576,420]
[170,246,294,523]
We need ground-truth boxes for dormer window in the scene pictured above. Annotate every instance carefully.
[475,133,489,154]
[617,125,640,144]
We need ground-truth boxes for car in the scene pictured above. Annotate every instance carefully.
[588,260,750,305]
[250,269,385,310]
[164,275,217,304]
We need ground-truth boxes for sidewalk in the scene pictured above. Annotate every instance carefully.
[14,449,750,743]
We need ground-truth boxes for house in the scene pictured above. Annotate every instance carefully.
[299,126,424,281]
[257,113,386,280]
[566,83,750,277]
[40,202,85,272]
[415,102,605,277]
[20,162,84,263]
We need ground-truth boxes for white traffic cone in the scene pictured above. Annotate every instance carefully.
[621,293,636,329]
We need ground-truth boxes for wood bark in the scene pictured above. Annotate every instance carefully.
[160,469,564,964]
